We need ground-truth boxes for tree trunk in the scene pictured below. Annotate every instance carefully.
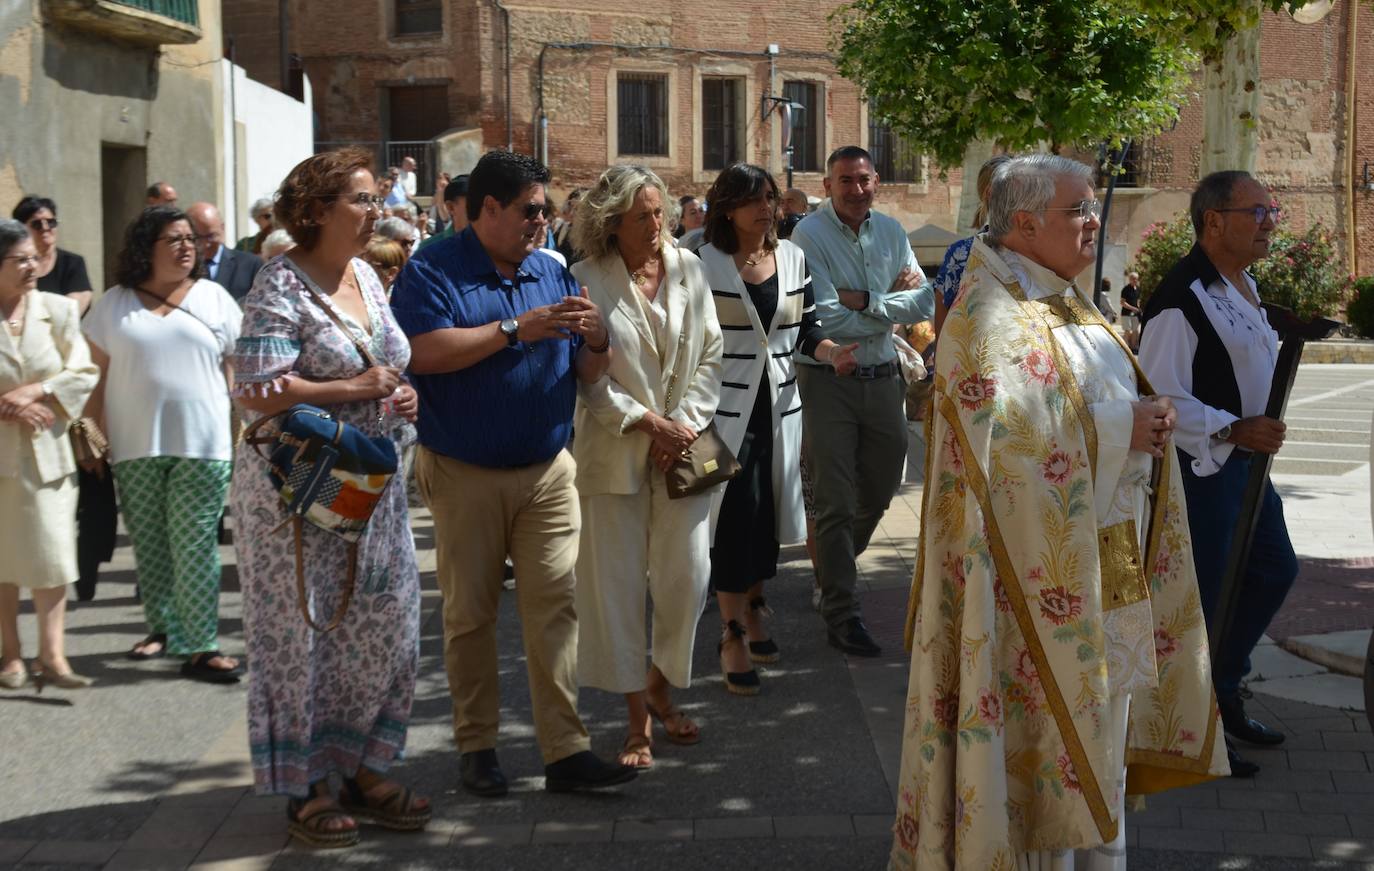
[1199,5,1262,177]
[956,140,996,231]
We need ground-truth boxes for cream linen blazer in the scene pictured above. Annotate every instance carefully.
[0,291,99,485]
[571,245,723,497]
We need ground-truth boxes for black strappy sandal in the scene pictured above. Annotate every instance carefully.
[180,651,243,684]
[747,597,781,663]
[339,775,431,831]
[718,620,761,696]
[287,782,360,849]
[126,634,167,661]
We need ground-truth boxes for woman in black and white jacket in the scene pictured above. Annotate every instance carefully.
[698,164,856,695]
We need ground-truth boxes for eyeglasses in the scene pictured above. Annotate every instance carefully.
[353,193,387,211]
[160,234,200,248]
[3,255,39,267]
[27,218,58,231]
[1213,206,1282,225]
[1041,200,1101,221]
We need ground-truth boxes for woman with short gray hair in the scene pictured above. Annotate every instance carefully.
[569,164,724,768]
[236,198,276,255]
[0,219,100,690]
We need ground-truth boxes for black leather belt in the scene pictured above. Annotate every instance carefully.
[852,362,899,380]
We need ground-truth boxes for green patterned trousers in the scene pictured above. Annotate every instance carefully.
[112,457,232,657]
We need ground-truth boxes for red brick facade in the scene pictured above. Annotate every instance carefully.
[223,1,1372,277]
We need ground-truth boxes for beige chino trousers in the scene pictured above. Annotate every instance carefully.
[415,446,591,765]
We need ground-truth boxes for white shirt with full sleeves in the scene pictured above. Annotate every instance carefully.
[1138,270,1277,476]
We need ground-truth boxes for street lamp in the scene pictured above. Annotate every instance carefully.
[764,96,805,188]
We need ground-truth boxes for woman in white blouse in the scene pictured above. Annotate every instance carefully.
[570,165,723,769]
[84,207,244,683]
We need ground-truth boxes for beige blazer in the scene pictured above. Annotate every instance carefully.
[571,245,723,496]
[0,291,99,484]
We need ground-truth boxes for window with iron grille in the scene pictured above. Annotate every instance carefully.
[395,0,441,36]
[617,73,670,157]
[702,78,743,171]
[783,81,821,172]
[868,115,922,183]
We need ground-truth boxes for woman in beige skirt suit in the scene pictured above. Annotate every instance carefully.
[0,219,100,691]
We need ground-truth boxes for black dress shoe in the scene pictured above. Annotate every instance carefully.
[1219,695,1285,746]
[460,749,509,797]
[544,750,637,793]
[828,617,882,658]
[1226,741,1260,778]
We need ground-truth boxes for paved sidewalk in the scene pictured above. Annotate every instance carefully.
[3,358,1372,869]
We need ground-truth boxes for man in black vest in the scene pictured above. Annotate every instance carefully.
[1139,170,1296,778]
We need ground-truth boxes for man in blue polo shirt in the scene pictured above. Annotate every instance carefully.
[390,150,634,797]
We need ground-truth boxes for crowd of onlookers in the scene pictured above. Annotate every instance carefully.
[0,139,1300,859]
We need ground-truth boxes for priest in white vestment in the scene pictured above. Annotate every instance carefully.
[890,154,1229,871]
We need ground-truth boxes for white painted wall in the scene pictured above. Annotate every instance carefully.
[219,60,313,240]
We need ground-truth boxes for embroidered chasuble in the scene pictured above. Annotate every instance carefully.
[890,239,1228,871]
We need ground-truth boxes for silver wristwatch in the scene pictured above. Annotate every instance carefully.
[499,318,519,346]
[1214,423,1232,442]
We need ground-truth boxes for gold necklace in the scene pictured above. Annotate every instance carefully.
[630,256,659,287]
[2,298,22,332]
[743,249,769,268]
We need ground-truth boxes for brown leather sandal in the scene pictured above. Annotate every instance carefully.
[646,701,701,745]
[339,777,431,831]
[287,784,360,849]
[618,733,654,770]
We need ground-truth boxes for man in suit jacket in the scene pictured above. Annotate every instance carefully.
[187,202,262,301]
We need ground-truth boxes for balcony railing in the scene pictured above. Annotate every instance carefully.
[44,0,203,46]
[110,0,199,27]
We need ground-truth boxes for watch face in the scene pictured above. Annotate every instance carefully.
[501,318,519,340]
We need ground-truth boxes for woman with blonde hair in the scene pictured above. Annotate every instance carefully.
[569,165,723,768]
[363,237,407,295]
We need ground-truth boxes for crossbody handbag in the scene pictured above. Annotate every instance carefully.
[663,325,740,499]
[242,279,398,632]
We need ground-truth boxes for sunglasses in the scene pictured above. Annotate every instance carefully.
[517,202,547,222]
[1213,206,1282,225]
[1040,200,1102,221]
[27,218,59,231]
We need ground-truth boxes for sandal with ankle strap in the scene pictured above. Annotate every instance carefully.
[747,597,781,664]
[287,784,360,849]
[339,776,432,831]
[618,733,654,770]
[645,700,701,745]
[718,620,760,696]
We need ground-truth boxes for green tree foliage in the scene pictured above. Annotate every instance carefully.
[830,1,1198,168]
[830,0,1309,170]
[1347,276,1374,339]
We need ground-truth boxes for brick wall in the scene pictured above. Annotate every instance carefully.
[226,0,1371,276]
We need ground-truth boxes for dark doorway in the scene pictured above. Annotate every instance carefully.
[100,144,147,290]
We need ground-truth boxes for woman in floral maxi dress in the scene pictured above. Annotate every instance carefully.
[231,148,429,849]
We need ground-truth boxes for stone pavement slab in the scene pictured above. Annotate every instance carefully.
[1285,628,1372,677]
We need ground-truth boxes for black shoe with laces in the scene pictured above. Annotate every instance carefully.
[1219,695,1285,746]
[544,750,637,793]
[828,617,882,658]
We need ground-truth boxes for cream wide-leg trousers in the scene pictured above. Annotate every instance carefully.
[575,467,711,693]
[1017,692,1132,871]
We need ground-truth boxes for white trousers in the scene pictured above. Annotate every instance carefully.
[575,469,711,693]
[1017,693,1132,871]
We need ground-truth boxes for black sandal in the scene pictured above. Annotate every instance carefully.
[180,651,243,684]
[718,620,760,696]
[747,597,781,663]
[288,782,360,849]
[127,634,167,661]
[339,775,431,831]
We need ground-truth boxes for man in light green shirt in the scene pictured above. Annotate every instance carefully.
[416,175,469,253]
[790,145,933,657]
